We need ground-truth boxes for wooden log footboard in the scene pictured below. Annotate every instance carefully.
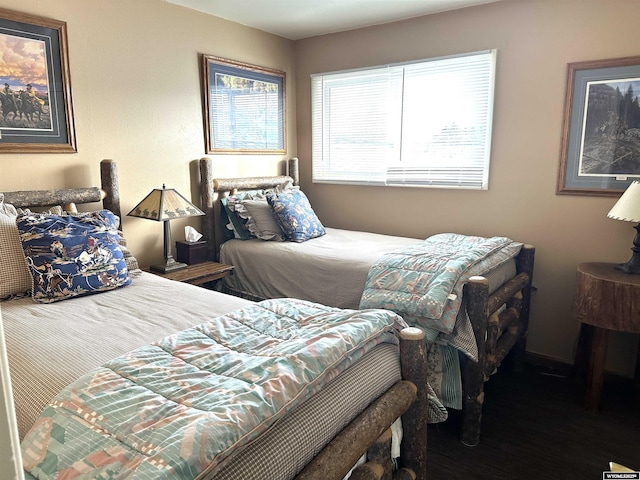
[295,381,416,480]
[295,327,428,480]
[461,244,535,446]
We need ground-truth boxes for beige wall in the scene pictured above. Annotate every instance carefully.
[0,0,296,269]
[1,0,638,376]
[10,0,638,470]
[294,0,640,374]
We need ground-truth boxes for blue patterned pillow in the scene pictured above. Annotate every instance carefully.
[267,190,326,242]
[16,209,131,303]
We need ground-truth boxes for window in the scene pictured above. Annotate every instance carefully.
[311,50,496,189]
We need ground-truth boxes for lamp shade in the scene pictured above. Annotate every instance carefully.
[608,181,640,223]
[127,186,204,273]
[127,185,204,221]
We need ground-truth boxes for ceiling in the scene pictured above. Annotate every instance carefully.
[165,0,502,40]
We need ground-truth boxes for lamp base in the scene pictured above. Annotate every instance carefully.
[616,223,640,275]
[150,257,188,273]
[615,259,640,275]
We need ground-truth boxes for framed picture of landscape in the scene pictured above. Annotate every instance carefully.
[557,56,640,196]
[201,54,285,154]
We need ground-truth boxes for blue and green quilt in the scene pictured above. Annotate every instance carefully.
[21,298,407,480]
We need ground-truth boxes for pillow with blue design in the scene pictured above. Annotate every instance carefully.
[16,209,131,303]
[267,189,326,242]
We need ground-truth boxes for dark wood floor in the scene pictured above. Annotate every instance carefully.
[426,363,640,479]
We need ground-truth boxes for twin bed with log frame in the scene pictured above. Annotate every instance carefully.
[199,156,536,447]
[2,159,429,480]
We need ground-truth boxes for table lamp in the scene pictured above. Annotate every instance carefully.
[128,185,204,273]
[607,180,640,274]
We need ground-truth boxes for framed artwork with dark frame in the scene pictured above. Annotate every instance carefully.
[201,54,285,154]
[558,56,640,196]
[0,8,76,153]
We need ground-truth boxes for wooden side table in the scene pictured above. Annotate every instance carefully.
[572,262,640,411]
[148,261,234,286]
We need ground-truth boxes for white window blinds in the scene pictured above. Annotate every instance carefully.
[311,50,496,189]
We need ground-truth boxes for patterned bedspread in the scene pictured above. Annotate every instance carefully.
[21,298,407,480]
[359,233,519,410]
[359,233,514,334]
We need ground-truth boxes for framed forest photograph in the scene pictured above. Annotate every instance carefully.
[201,55,285,154]
[558,56,640,196]
[0,8,76,153]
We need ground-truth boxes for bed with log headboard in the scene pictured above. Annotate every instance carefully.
[1,159,434,480]
[199,156,536,447]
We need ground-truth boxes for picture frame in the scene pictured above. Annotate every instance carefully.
[557,56,640,196]
[0,8,76,153]
[201,55,285,154]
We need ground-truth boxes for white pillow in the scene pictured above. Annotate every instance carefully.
[0,195,32,298]
[235,198,285,241]
[0,193,17,216]
[16,205,64,215]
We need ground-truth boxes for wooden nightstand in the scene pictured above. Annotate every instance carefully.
[572,262,640,411]
[148,261,234,286]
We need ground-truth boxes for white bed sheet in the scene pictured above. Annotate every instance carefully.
[221,227,422,309]
[1,272,251,439]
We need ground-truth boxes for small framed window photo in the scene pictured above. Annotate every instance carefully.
[201,55,286,154]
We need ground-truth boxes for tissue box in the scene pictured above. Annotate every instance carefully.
[176,241,208,265]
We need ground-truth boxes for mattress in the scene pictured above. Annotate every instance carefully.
[207,343,401,479]
[2,272,251,439]
[221,227,421,308]
[220,228,518,313]
[3,272,404,479]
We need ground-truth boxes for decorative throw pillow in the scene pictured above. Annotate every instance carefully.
[0,193,15,216]
[220,191,263,241]
[16,205,64,216]
[267,189,326,242]
[235,198,286,241]
[117,232,142,277]
[220,182,297,241]
[220,197,239,241]
[0,195,32,299]
[16,209,131,303]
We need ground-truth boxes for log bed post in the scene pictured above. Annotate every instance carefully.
[512,244,536,371]
[100,159,121,229]
[399,327,428,480]
[461,276,490,447]
[288,157,300,185]
[199,157,218,262]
